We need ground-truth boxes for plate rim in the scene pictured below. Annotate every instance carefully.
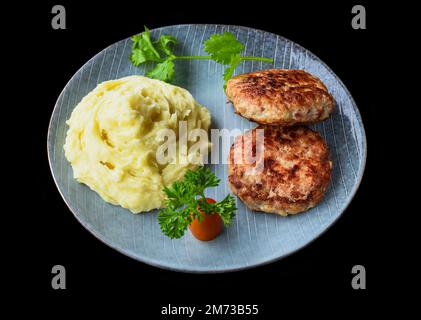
[47,23,367,273]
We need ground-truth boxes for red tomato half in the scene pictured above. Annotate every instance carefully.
[189,198,223,241]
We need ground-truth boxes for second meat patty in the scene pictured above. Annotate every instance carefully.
[226,69,334,126]
[228,126,332,216]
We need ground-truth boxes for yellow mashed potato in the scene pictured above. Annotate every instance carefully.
[64,76,211,213]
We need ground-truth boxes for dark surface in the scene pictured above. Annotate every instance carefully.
[15,0,392,313]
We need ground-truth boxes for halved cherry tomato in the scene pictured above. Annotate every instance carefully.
[189,198,222,241]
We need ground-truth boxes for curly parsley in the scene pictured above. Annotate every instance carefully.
[158,167,237,239]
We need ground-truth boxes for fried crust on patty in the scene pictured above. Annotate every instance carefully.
[228,126,332,215]
[226,69,334,126]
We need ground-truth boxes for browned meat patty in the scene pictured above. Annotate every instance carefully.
[228,126,332,215]
[226,69,334,126]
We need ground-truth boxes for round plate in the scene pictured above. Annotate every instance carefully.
[48,24,366,272]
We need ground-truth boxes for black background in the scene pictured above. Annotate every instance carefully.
[14,0,395,314]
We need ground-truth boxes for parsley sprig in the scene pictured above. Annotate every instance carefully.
[158,167,237,239]
[130,27,273,87]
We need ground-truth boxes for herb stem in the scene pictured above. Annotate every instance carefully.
[175,56,273,63]
[175,55,213,60]
[241,56,273,63]
[199,192,207,210]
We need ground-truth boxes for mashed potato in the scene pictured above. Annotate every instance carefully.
[64,76,211,213]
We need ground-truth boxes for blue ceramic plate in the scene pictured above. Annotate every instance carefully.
[48,24,366,272]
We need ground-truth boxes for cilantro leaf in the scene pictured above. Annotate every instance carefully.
[155,35,177,56]
[204,32,244,64]
[223,54,242,88]
[129,27,161,66]
[129,27,272,87]
[146,58,175,82]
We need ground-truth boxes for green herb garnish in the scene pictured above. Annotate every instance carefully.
[130,26,273,87]
[158,166,237,239]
